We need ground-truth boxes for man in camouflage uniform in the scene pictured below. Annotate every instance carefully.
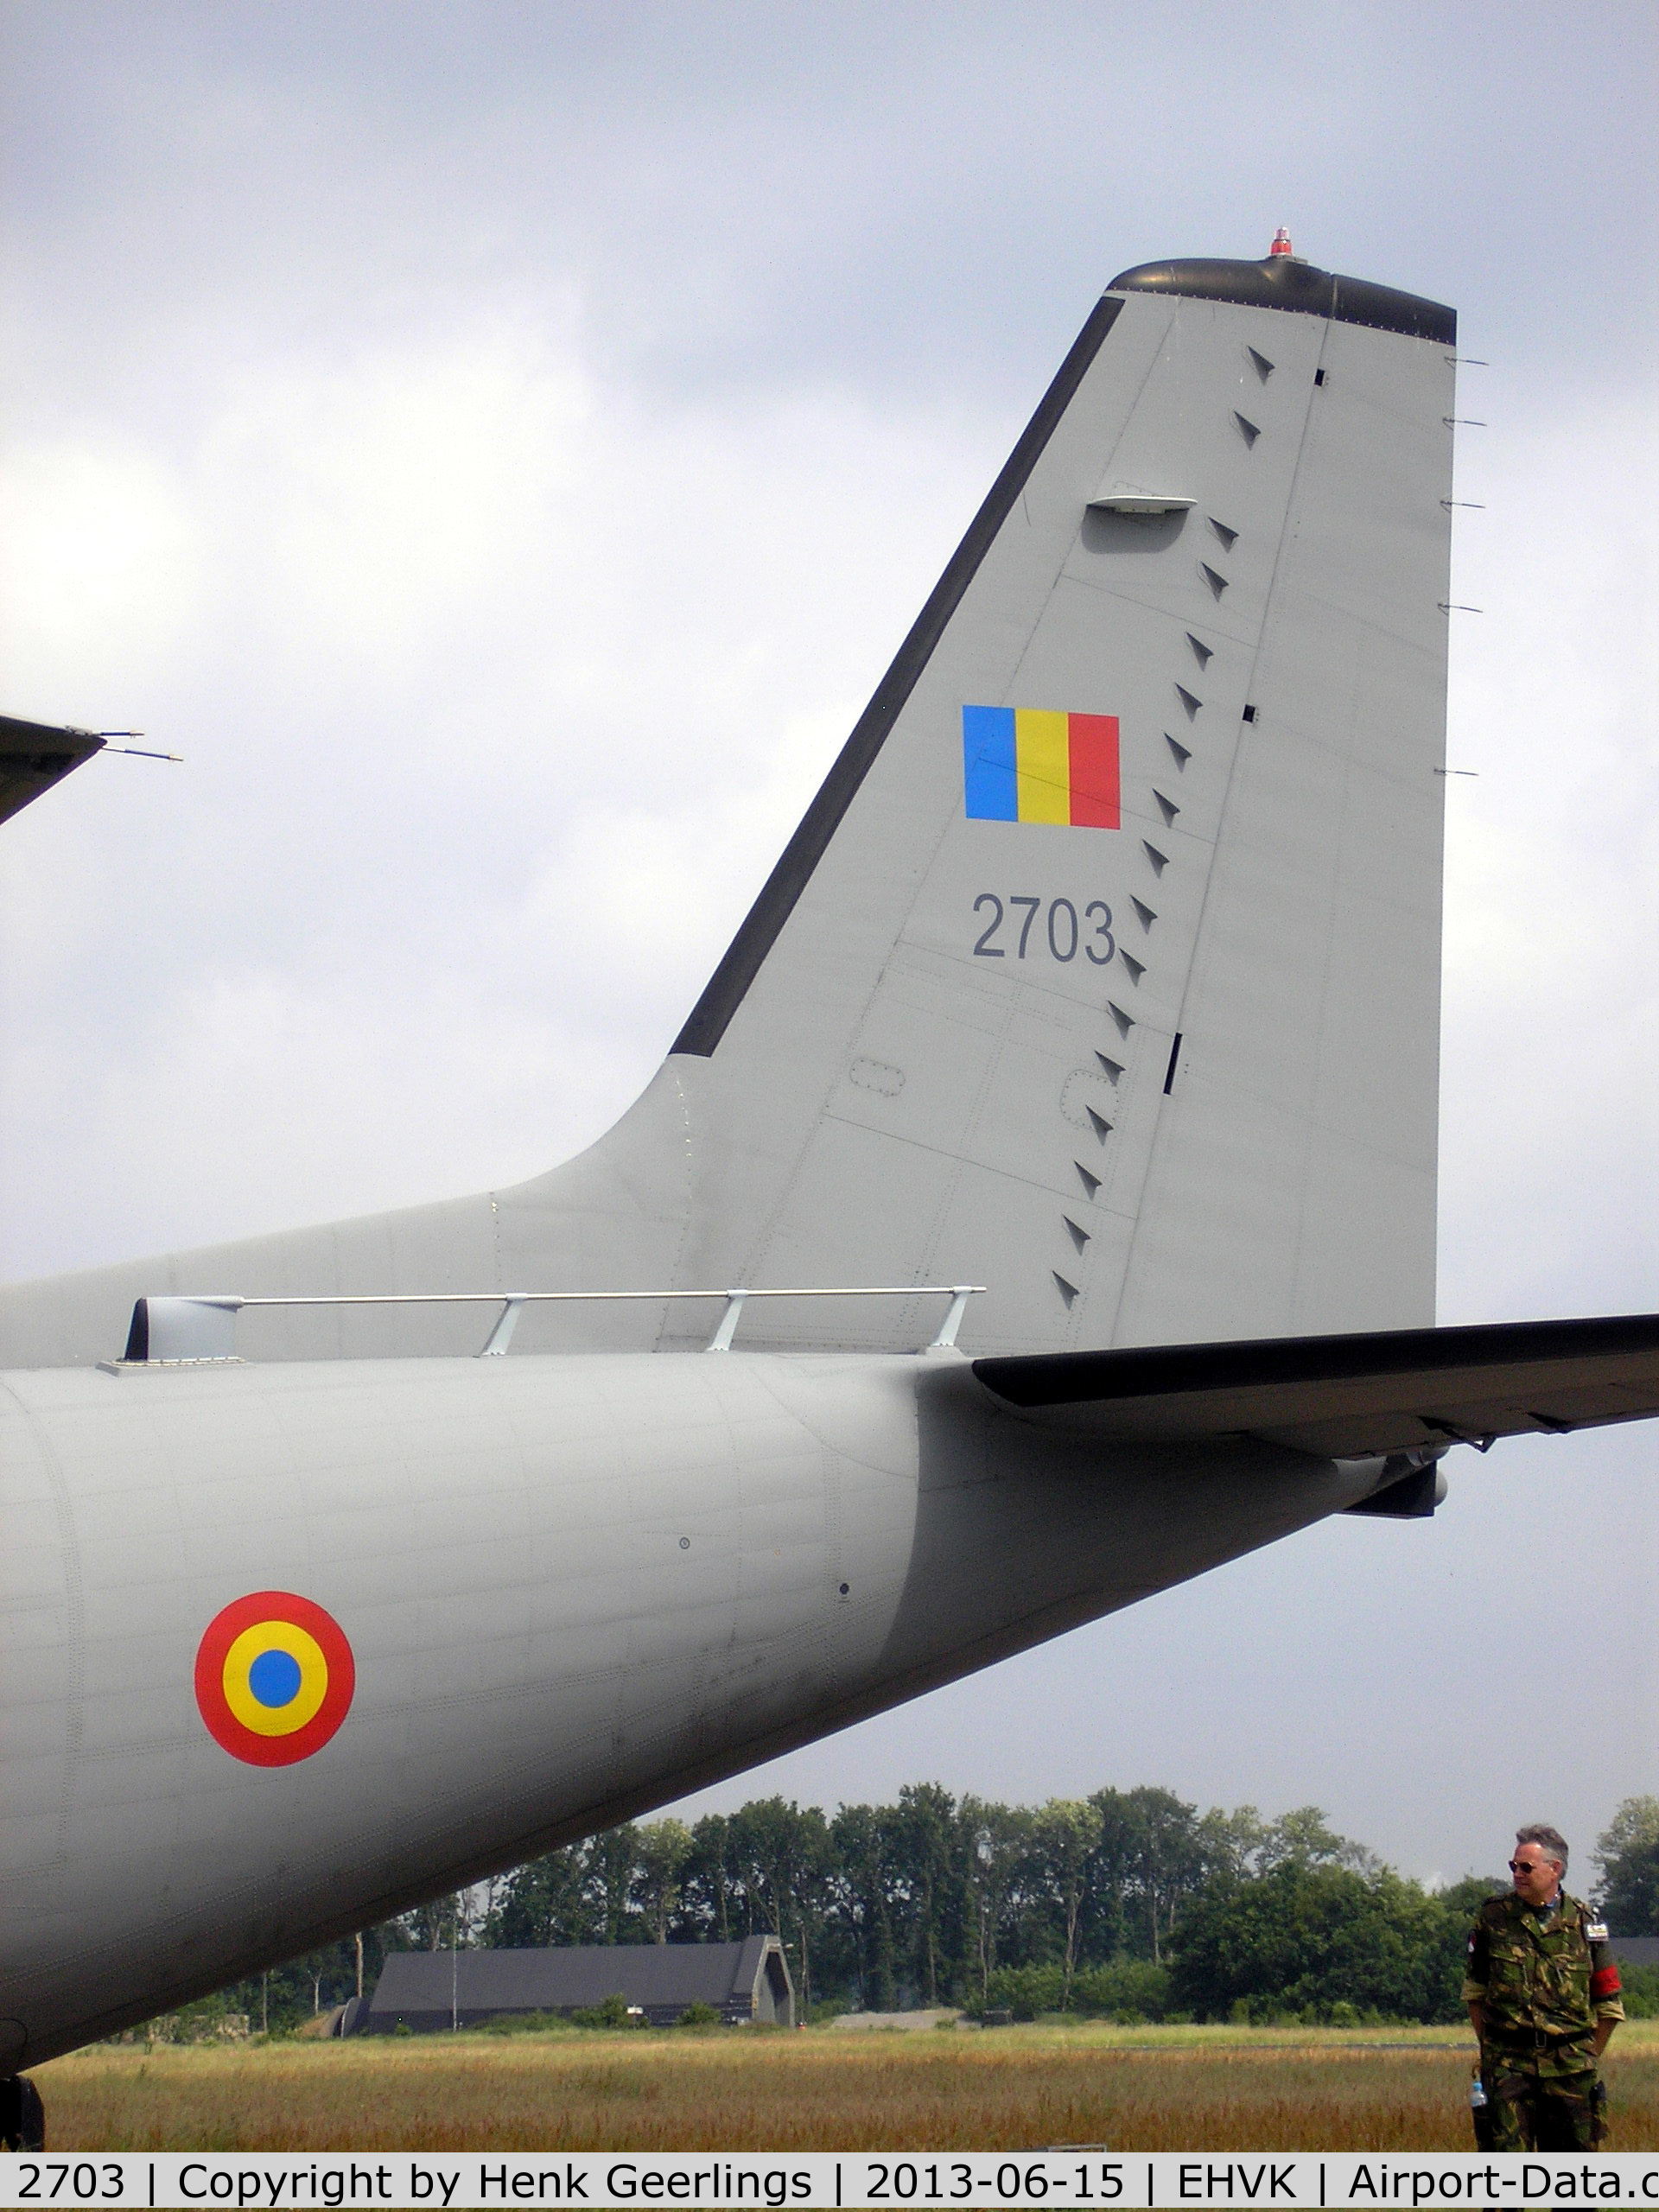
[1463,1823,1624,2150]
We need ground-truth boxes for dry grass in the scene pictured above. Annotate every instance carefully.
[35,2021,1659,2154]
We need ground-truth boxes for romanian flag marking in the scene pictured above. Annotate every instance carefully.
[194,1590,355,1767]
[963,706,1120,828]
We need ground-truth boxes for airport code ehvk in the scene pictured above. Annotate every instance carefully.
[10,2154,1659,2209]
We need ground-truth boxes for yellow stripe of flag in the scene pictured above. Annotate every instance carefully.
[1014,709,1070,824]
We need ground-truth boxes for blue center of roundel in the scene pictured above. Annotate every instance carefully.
[248,1648,303,1709]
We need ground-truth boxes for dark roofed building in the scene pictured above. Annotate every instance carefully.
[1610,1936,1659,1969]
[352,1938,794,2033]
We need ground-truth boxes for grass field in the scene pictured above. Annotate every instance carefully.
[32,2021,1659,2153]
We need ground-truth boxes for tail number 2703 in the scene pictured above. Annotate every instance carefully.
[972,894,1115,964]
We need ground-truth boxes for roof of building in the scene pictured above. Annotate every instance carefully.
[362,1937,786,2024]
[1610,1936,1659,1967]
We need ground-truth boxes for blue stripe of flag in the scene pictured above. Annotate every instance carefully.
[963,705,1017,821]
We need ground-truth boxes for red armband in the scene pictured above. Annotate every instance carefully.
[1590,1965,1621,2000]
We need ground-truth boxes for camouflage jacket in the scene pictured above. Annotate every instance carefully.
[1462,1891,1624,2060]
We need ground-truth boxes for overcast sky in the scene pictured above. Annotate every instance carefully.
[3,1,1656,1890]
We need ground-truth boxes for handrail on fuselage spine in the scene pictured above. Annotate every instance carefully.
[114,1283,988,1364]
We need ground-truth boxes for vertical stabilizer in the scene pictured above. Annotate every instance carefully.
[0,252,1456,1369]
[645,252,1455,1351]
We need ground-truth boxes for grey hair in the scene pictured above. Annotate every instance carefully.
[1516,1823,1569,1872]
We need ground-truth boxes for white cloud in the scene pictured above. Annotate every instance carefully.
[0,305,988,1271]
[208,317,594,675]
[1440,394,1659,1320]
[0,437,202,706]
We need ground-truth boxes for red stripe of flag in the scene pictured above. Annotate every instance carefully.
[1067,714,1119,828]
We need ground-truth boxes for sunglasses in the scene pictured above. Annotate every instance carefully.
[1509,1859,1556,1874]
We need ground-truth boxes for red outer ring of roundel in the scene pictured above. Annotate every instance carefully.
[194,1590,356,1767]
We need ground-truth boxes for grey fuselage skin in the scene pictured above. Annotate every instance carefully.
[0,1350,1376,2065]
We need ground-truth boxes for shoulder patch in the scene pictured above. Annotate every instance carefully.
[1587,1922,1610,1943]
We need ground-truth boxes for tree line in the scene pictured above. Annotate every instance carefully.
[188,1789,1659,2036]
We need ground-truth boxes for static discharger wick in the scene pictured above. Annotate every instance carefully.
[98,731,183,764]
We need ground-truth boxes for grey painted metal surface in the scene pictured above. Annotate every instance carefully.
[974,1313,1659,1457]
[0,1349,1381,2062]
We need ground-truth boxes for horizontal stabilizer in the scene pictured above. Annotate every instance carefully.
[0,715,105,828]
[973,1313,1659,1459]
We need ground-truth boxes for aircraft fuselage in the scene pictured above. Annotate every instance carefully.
[1,1349,1373,2064]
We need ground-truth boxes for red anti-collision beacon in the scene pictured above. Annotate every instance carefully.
[1268,226,1295,257]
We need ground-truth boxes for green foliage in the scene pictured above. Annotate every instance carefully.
[479,2009,577,2036]
[180,1783,1574,2035]
[676,2002,720,2027]
[825,1802,899,2012]
[569,1992,636,2029]
[1435,1874,1508,1921]
[121,1992,251,2046]
[1618,1964,1659,2019]
[959,1796,1032,2004]
[1168,1863,1471,2024]
[1029,1799,1103,2009]
[639,1821,695,1945]
[137,1918,409,2042]
[493,1832,653,1948]
[1618,1973,1659,2025]
[1595,1797,1659,1936]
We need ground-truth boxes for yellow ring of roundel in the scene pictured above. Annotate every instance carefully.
[221,1619,329,1737]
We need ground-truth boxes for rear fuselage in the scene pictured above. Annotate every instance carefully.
[0,1349,1370,2063]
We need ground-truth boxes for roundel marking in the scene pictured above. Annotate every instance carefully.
[194,1591,355,1766]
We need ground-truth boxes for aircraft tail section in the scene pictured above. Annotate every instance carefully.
[642,251,1456,1352]
[0,250,1458,1369]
